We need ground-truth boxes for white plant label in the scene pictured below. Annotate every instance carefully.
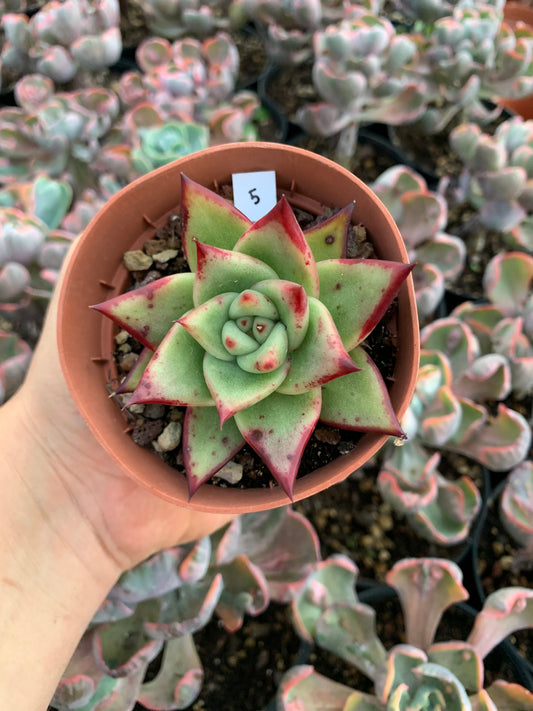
[232,170,277,221]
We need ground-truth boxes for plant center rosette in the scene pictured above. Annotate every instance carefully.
[92,174,413,499]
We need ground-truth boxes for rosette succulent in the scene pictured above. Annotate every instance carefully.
[93,175,413,499]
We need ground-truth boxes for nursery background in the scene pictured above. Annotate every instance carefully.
[0,0,532,709]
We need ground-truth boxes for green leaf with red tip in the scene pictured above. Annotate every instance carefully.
[221,321,258,355]
[236,322,288,373]
[203,352,290,423]
[193,242,277,306]
[183,406,245,496]
[91,273,195,350]
[116,347,153,394]
[320,345,403,436]
[178,292,237,362]
[234,197,320,297]
[277,297,358,395]
[317,259,413,350]
[129,323,214,406]
[234,388,322,499]
[254,279,309,351]
[180,174,251,272]
[304,203,353,261]
[228,289,279,320]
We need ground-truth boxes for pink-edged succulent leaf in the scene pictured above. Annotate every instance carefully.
[419,384,462,447]
[380,645,427,702]
[396,191,448,249]
[180,174,251,272]
[315,604,387,681]
[447,396,487,446]
[500,461,533,548]
[317,259,413,351]
[483,251,533,316]
[378,447,440,514]
[193,241,277,306]
[291,557,359,642]
[234,388,322,499]
[109,548,186,605]
[485,680,533,711]
[303,203,353,261]
[203,353,290,424]
[178,292,238,362]
[448,403,531,471]
[277,297,359,395]
[234,196,319,297]
[385,653,472,710]
[412,262,445,319]
[320,345,403,436]
[91,273,195,350]
[428,642,483,693]
[182,406,244,496]
[179,536,212,584]
[453,354,512,402]
[138,635,203,711]
[144,575,223,639]
[216,555,269,632]
[492,317,533,397]
[129,324,214,407]
[73,668,147,710]
[415,233,466,280]
[278,665,356,711]
[410,475,481,546]
[254,279,309,351]
[385,558,468,651]
[115,347,153,395]
[467,587,533,660]
[420,318,480,377]
[92,600,163,677]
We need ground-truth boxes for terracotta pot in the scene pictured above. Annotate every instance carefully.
[57,142,419,514]
[497,3,533,119]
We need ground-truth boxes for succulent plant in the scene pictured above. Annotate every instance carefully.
[0,175,73,308]
[500,460,533,557]
[448,117,533,251]
[280,555,533,711]
[229,0,322,65]
[53,506,320,710]
[93,174,413,499]
[0,75,120,195]
[376,311,532,545]
[294,7,427,164]
[137,0,231,40]
[0,329,31,404]
[453,251,533,397]
[370,165,466,320]
[0,0,122,87]
[406,5,533,135]
[130,121,210,174]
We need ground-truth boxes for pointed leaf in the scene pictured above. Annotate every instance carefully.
[203,352,290,423]
[304,203,353,261]
[320,345,403,436]
[317,259,413,350]
[115,347,153,394]
[183,406,245,495]
[129,323,214,406]
[138,635,203,711]
[234,196,319,297]
[234,389,322,499]
[277,297,358,395]
[178,292,237,361]
[236,322,288,374]
[91,273,195,350]
[254,279,309,350]
[180,173,251,272]
[193,241,277,306]
[386,558,468,650]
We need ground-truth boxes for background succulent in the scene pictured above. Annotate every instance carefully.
[279,556,533,711]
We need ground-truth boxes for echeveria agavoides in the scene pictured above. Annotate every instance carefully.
[92,174,413,499]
